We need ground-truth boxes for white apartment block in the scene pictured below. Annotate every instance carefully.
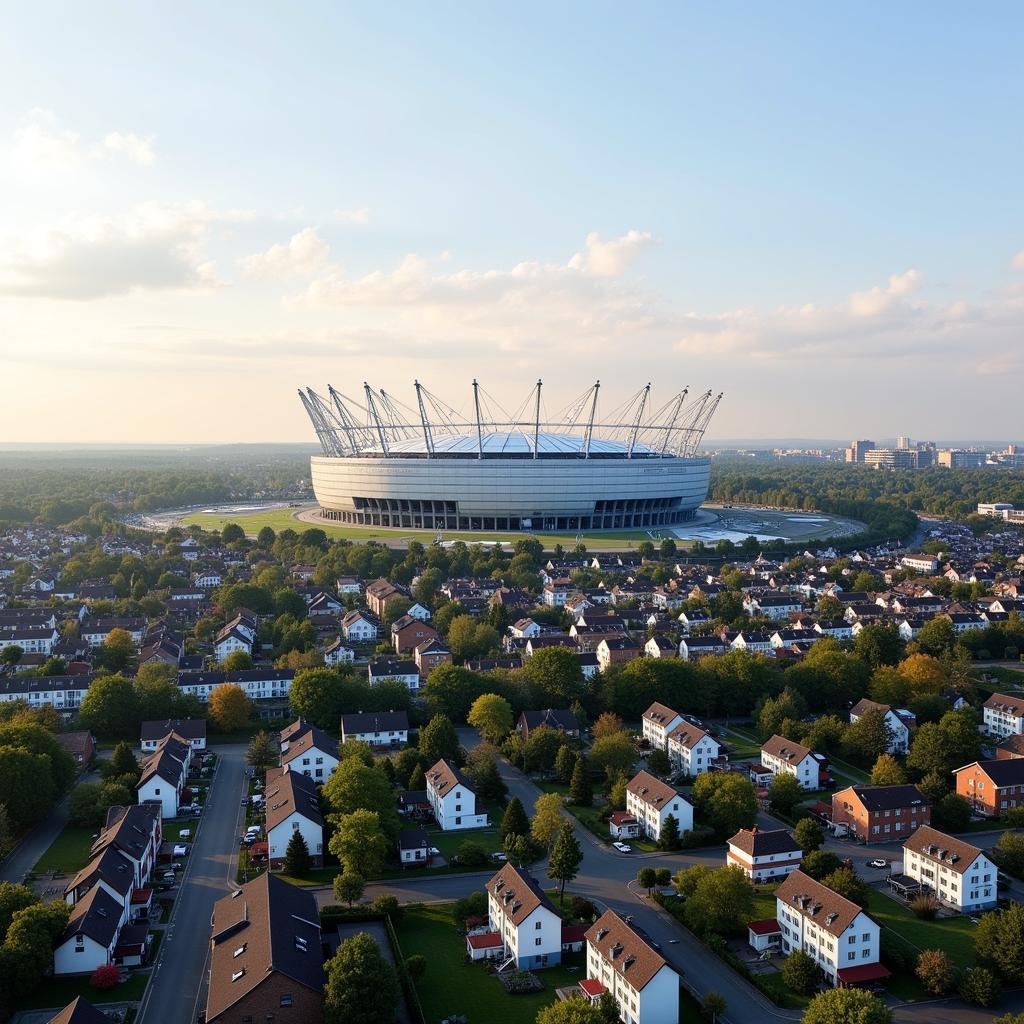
[727,827,802,883]
[426,759,489,831]
[485,864,563,969]
[760,735,821,790]
[666,722,720,777]
[641,702,683,751]
[625,771,693,842]
[902,825,998,913]
[983,693,1024,739]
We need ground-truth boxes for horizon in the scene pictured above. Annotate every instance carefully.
[1,3,1022,443]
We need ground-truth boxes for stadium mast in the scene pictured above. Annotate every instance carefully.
[582,380,600,459]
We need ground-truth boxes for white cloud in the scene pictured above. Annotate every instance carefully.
[239,227,330,280]
[568,230,658,277]
[0,201,244,300]
[8,109,155,181]
[333,207,371,225]
[1012,250,1024,271]
[849,268,923,316]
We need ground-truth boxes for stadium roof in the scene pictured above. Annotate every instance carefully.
[363,430,657,457]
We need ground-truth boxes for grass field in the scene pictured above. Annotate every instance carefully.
[33,826,96,875]
[399,902,585,1024]
[181,506,662,550]
[864,889,977,966]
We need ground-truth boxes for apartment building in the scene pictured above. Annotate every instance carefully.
[901,825,997,913]
[624,771,693,842]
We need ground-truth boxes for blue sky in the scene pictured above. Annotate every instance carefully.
[1,3,1021,442]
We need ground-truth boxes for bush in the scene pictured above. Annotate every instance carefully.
[372,893,402,923]
[90,964,120,990]
[959,966,1001,1007]
[910,894,940,920]
[455,840,489,867]
[404,953,426,980]
[915,948,956,995]
[571,896,597,922]
[781,949,818,995]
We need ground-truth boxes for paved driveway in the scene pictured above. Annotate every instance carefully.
[136,744,248,1024]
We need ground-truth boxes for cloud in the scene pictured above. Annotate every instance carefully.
[568,230,658,277]
[849,269,923,316]
[9,109,155,181]
[333,208,371,225]
[239,227,330,280]
[0,201,245,300]
[1012,250,1024,271]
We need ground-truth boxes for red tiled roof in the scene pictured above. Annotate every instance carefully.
[747,919,782,935]
[836,963,891,984]
[467,932,503,949]
[561,925,587,943]
[609,812,637,825]
[130,888,153,904]
[579,979,607,996]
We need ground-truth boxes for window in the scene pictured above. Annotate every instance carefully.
[861,933,870,942]
[848,952,856,961]
[535,921,542,930]
[536,937,543,946]
[280,994,293,1007]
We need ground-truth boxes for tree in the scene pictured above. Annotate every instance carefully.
[79,673,140,739]
[525,647,586,706]
[324,931,400,1024]
[769,773,804,816]
[0,645,23,666]
[794,818,823,853]
[802,850,842,880]
[803,988,892,1024]
[548,822,583,903]
[246,730,276,770]
[283,831,311,876]
[915,948,956,995]
[465,749,507,802]
[467,693,514,744]
[592,712,626,740]
[855,624,903,668]
[870,754,907,786]
[820,866,870,908]
[659,813,681,851]
[2,900,71,995]
[322,759,396,835]
[329,810,388,878]
[288,668,347,730]
[781,949,818,995]
[757,688,808,738]
[842,709,893,766]
[108,740,140,780]
[647,748,671,777]
[637,866,656,894]
[570,756,593,807]
[701,991,727,1024]
[419,714,460,764]
[68,783,104,827]
[531,792,565,850]
[523,725,564,773]
[588,732,636,781]
[977,903,1024,982]
[501,796,530,841]
[555,744,577,784]
[933,792,971,832]
[691,772,757,837]
[535,1000,604,1024]
[655,867,671,888]
[673,864,714,898]
[898,653,947,695]
[94,628,135,673]
[208,683,251,731]
[0,883,37,943]
[333,872,366,907]
[221,650,254,671]
[684,866,753,936]
[916,618,957,657]
[408,764,426,791]
[0,746,60,828]
[906,722,948,776]
[960,966,1001,1007]
[995,832,1024,876]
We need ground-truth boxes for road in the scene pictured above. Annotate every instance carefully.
[136,744,248,1024]
[0,766,100,885]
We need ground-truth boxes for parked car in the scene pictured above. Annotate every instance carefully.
[178,828,192,840]
[429,847,441,857]
[173,844,188,857]
[490,852,507,862]
[867,859,888,870]
[612,841,632,853]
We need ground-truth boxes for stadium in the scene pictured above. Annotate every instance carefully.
[300,380,721,533]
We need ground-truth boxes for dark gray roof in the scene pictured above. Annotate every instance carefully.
[140,718,206,742]
[46,998,110,1024]
[59,884,123,950]
[340,710,410,736]
[844,784,928,811]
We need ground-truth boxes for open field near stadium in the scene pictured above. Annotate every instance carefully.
[176,502,863,550]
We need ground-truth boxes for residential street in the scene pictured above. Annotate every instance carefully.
[136,743,248,1024]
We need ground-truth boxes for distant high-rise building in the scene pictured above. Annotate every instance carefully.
[864,448,917,470]
[897,435,911,450]
[845,439,876,463]
[937,449,987,469]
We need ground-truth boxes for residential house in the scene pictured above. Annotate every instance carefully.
[339,710,409,748]
[517,708,580,741]
[644,635,677,659]
[213,612,257,661]
[678,636,727,661]
[265,768,324,869]
[848,699,915,754]
[596,635,641,672]
[760,735,821,790]
[481,863,563,969]
[676,609,710,634]
[323,638,355,666]
[136,734,191,819]
[425,759,489,831]
[774,870,886,987]
[831,785,930,841]
[510,618,541,639]
[205,873,323,1024]
[140,718,207,752]
[625,771,693,842]
[398,827,430,868]
[367,658,421,691]
[901,825,997,912]
[391,615,439,655]
[743,593,802,620]
[582,910,680,1024]
[57,730,95,771]
[955,759,1024,817]
[641,702,683,751]
[53,884,129,975]
[279,722,339,782]
[727,826,802,883]
[340,609,378,642]
[414,637,451,675]
[365,578,406,617]
[608,812,641,840]
[44,998,110,1024]
[983,693,1024,739]
[666,722,720,778]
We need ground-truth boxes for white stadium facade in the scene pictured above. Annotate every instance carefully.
[300,380,720,533]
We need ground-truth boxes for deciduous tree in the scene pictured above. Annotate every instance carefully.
[329,810,388,879]
[324,931,400,1024]
[803,988,892,1024]
[531,792,564,850]
[207,683,251,731]
[467,693,514,744]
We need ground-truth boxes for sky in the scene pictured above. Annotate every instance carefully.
[1,2,1022,445]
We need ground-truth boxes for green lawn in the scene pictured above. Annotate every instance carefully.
[163,820,198,842]
[180,507,669,551]
[864,889,978,966]
[534,779,660,852]
[15,970,149,1009]
[33,826,97,875]
[427,825,505,860]
[398,903,585,1024]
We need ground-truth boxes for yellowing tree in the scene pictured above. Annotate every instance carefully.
[208,683,252,731]
[898,653,947,695]
[531,792,564,850]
